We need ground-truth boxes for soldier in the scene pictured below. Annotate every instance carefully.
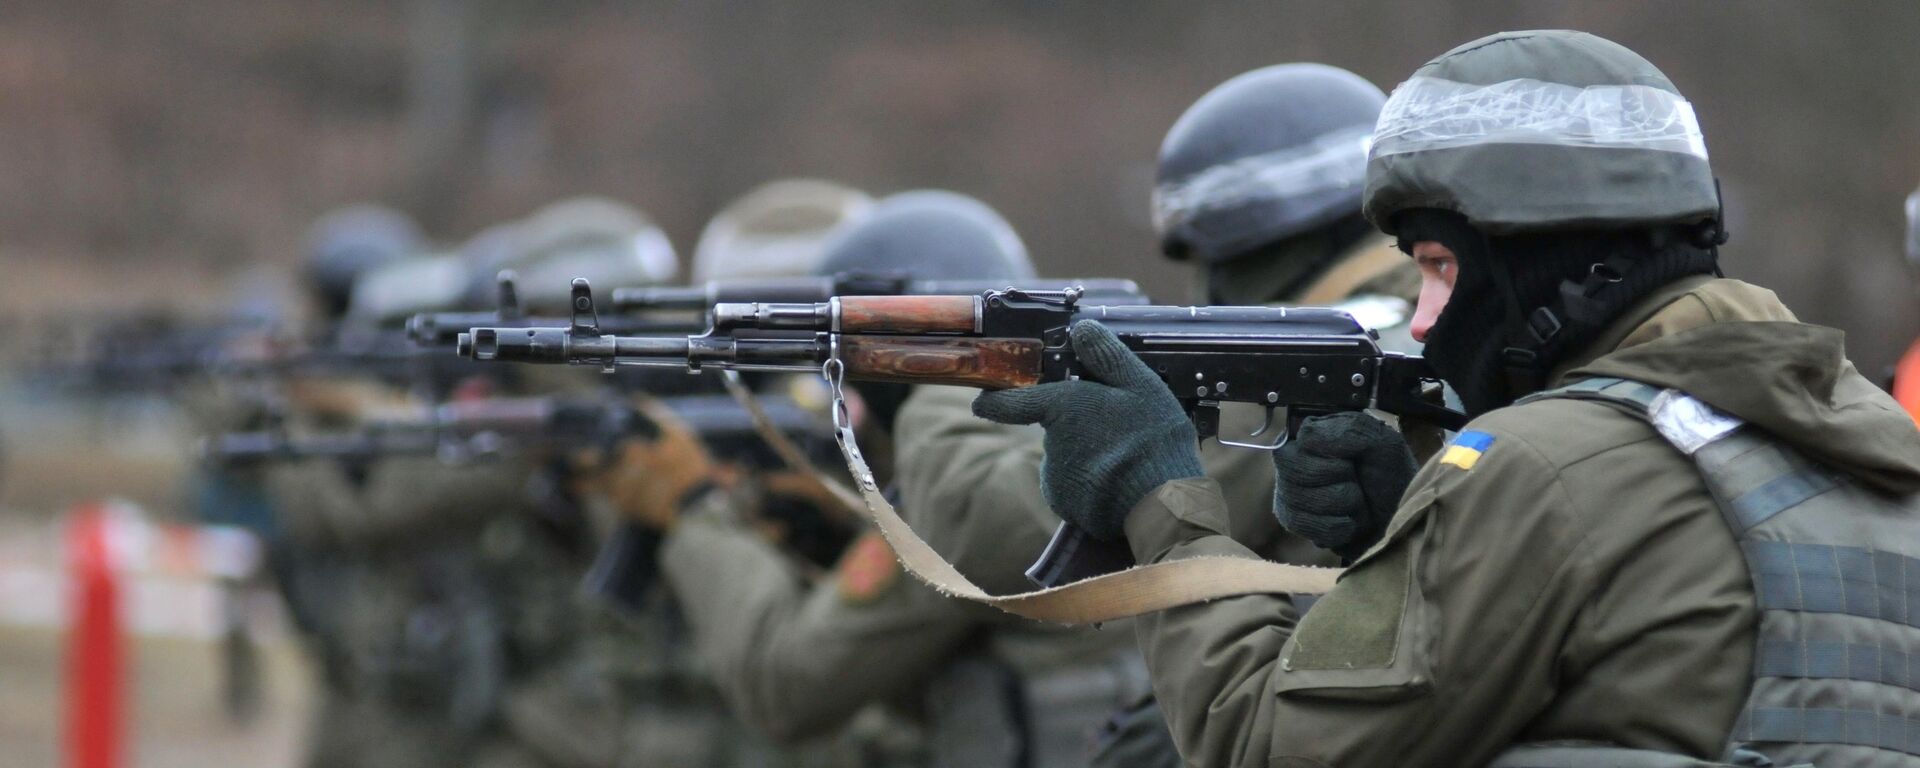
[178,205,423,728]
[268,248,536,768]
[974,30,1920,766]
[1148,62,1429,568]
[892,65,1416,765]
[266,199,689,768]
[501,188,869,768]
[597,190,1150,768]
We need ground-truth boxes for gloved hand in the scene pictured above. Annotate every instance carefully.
[580,399,719,531]
[1273,411,1417,561]
[972,321,1204,542]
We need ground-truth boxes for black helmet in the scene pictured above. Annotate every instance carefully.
[303,205,424,320]
[815,190,1034,281]
[1154,64,1384,265]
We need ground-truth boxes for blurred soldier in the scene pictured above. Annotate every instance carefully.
[1891,186,1920,424]
[486,194,859,767]
[597,191,1148,768]
[265,197,686,768]
[691,179,875,282]
[267,246,535,768]
[174,204,424,727]
[975,29,1920,767]
[1149,63,1428,569]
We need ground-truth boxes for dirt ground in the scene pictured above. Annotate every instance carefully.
[0,627,312,768]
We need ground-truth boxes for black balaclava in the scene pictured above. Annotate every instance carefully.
[1394,209,1719,417]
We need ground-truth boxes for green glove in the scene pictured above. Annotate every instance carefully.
[972,321,1204,541]
[1273,411,1417,560]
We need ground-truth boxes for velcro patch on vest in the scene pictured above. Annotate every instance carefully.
[835,530,901,604]
[1648,390,1744,454]
[1440,431,1495,470]
[1284,542,1412,671]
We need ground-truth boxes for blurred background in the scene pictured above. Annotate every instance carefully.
[2,1,1917,765]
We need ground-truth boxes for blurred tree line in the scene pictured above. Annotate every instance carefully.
[1,0,1917,370]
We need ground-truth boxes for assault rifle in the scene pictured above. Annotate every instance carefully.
[202,393,825,467]
[204,392,841,609]
[406,271,706,347]
[607,272,1150,312]
[458,279,1467,587]
[410,271,1149,347]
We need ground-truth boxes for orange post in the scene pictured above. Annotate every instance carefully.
[65,502,123,768]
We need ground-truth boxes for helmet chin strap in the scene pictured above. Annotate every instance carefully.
[1496,248,1641,399]
[1495,222,1723,400]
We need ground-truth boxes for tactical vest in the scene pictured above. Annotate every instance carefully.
[1493,376,1920,768]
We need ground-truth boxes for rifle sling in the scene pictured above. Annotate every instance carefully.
[723,373,1343,625]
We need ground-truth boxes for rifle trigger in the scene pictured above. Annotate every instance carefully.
[1217,405,1291,451]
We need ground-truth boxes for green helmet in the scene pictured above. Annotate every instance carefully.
[692,180,875,282]
[1363,30,1720,238]
[346,252,472,327]
[476,197,678,309]
[815,190,1034,282]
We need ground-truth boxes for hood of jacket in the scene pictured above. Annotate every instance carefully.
[1557,276,1920,496]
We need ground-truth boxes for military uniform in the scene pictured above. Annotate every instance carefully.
[267,454,574,768]
[660,385,1149,767]
[1123,277,1920,766]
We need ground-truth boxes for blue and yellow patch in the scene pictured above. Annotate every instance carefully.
[1439,431,1496,470]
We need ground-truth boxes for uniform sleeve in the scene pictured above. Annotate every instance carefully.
[893,385,1063,595]
[1125,427,1586,768]
[660,493,977,742]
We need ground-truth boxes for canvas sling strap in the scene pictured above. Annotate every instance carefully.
[720,370,1342,625]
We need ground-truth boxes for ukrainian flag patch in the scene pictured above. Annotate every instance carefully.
[1440,431,1495,470]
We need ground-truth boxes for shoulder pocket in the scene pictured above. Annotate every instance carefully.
[1271,485,1438,702]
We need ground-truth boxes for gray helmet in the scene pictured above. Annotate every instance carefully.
[474,197,677,309]
[815,190,1034,281]
[303,205,424,319]
[693,180,875,282]
[1363,30,1720,238]
[346,252,472,327]
[1154,64,1384,264]
[1906,186,1920,270]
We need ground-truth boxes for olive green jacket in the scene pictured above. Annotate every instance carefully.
[660,386,1139,750]
[1126,276,1920,767]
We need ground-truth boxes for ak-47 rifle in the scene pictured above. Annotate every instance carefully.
[202,391,838,609]
[406,271,707,347]
[457,279,1467,587]
[607,272,1150,312]
[202,393,825,467]
[409,271,1151,347]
